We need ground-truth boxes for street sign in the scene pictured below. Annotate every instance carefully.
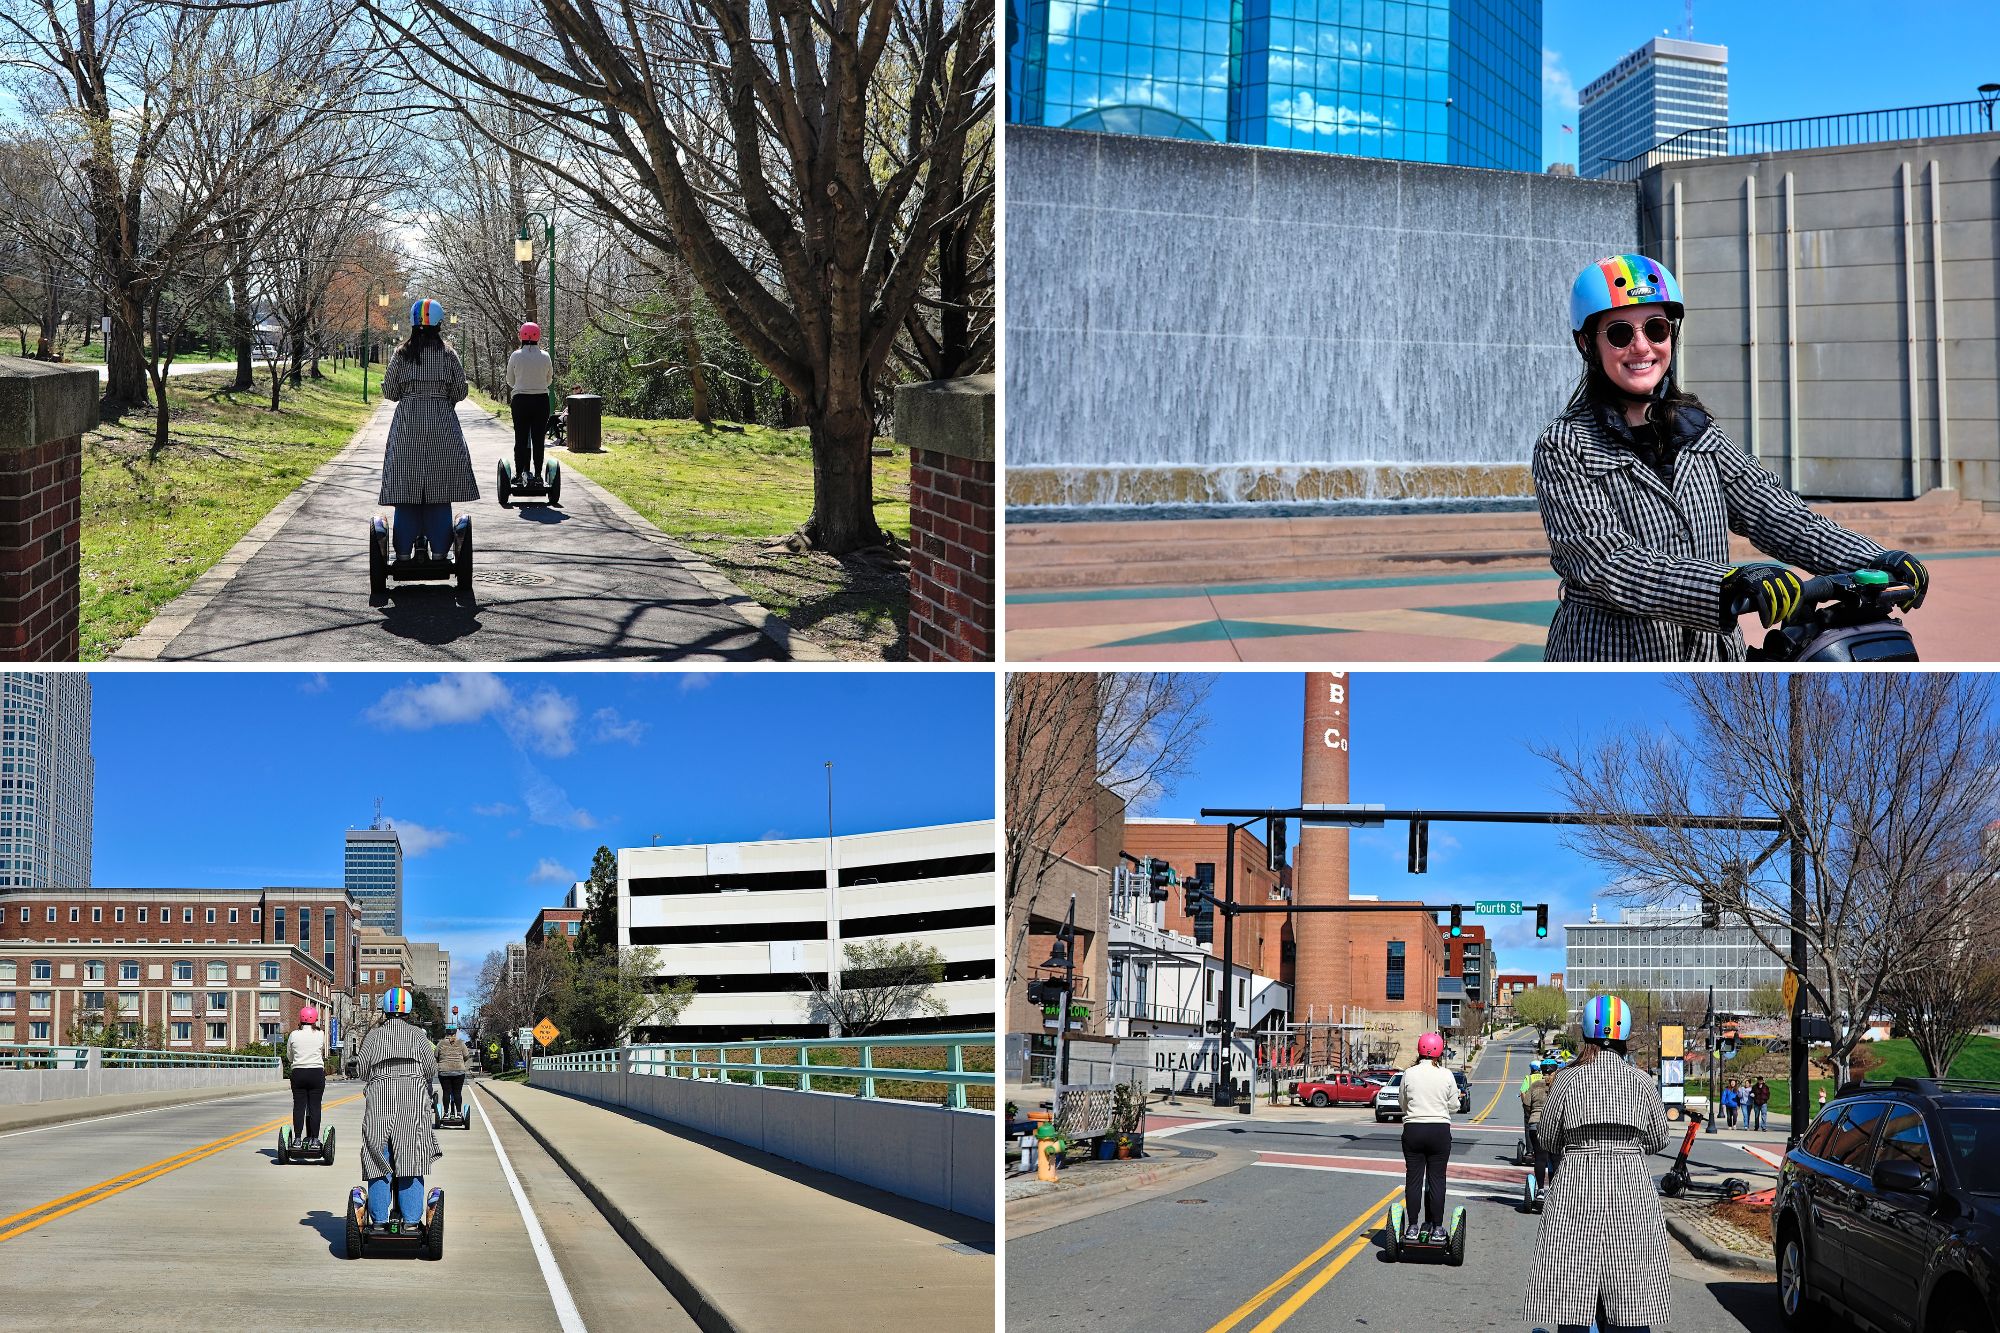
[533,1017,559,1048]
[1473,900,1522,916]
[1661,1024,1684,1059]
[1783,969,1799,1012]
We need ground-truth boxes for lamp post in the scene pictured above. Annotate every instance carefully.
[1042,898,1078,1116]
[1981,84,2000,130]
[516,211,557,411]
[362,284,391,404]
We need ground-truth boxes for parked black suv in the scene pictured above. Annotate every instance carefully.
[1773,1077,2000,1333]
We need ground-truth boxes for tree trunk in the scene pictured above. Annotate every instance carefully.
[803,399,885,553]
[230,218,254,389]
[678,311,710,424]
[103,285,151,414]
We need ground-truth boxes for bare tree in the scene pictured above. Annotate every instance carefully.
[802,939,947,1036]
[1004,672,1211,986]
[1541,674,2000,1085]
[1882,882,2000,1078]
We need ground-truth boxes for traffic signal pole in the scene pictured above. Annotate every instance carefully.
[1788,679,1809,1146]
[1216,823,1238,1108]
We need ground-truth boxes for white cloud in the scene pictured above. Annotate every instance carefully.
[1543,48,1579,112]
[299,673,329,694]
[529,858,579,885]
[592,707,647,744]
[677,674,715,693]
[385,817,457,856]
[520,765,596,830]
[367,673,511,731]
[505,687,579,757]
[472,802,519,818]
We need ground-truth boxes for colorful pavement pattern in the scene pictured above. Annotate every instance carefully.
[1005,552,2000,662]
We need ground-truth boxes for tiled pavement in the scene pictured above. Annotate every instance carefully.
[1005,552,2000,662]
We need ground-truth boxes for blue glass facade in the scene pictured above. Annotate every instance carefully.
[1008,0,1540,170]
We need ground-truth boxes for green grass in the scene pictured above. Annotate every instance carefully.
[82,363,376,659]
[1761,1036,2000,1115]
[677,1042,995,1111]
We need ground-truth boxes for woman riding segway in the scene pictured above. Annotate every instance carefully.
[379,299,478,566]
[1525,996,1674,1333]
[284,1005,328,1158]
[356,988,440,1230]
[1533,255,1928,662]
[1399,1032,1459,1245]
[435,1023,470,1122]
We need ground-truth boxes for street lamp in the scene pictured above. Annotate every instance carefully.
[362,285,393,404]
[1981,83,2000,130]
[1040,899,1078,1112]
[517,211,558,411]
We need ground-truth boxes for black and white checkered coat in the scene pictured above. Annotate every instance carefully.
[1523,1050,1674,1330]
[378,343,479,506]
[1533,399,1887,662]
[356,1016,441,1182]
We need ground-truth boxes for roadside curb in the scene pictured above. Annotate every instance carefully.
[0,1080,285,1135]
[1005,1146,1212,1226]
[475,1080,745,1333]
[1664,1213,1776,1273]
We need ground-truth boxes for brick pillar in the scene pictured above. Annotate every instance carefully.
[1294,672,1352,1025]
[896,374,994,661]
[0,359,93,660]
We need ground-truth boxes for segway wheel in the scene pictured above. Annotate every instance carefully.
[276,1128,288,1164]
[322,1126,336,1165]
[546,459,560,506]
[1385,1202,1404,1261]
[345,1190,366,1259]
[1447,1208,1467,1267]
[368,518,388,596]
[1523,1173,1538,1209]
[423,1191,444,1261]
[496,459,511,508]
[454,517,473,594]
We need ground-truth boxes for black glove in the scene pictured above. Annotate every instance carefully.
[1868,550,1928,609]
[1722,564,1802,629]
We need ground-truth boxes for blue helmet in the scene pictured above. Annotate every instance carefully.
[1570,254,1684,334]
[410,298,445,328]
[1581,994,1632,1042]
[381,987,414,1015]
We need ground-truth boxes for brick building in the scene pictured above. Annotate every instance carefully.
[1438,924,1495,1029]
[0,886,360,1049]
[527,907,585,948]
[1123,818,1290,988]
[1493,973,1540,1015]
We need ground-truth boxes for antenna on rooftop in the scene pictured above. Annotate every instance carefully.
[372,797,384,830]
[1685,0,1693,40]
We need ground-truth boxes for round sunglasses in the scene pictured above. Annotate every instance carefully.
[1599,316,1674,349]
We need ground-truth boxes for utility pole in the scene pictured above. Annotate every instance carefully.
[1788,676,1809,1145]
[824,761,841,1037]
[1215,822,1239,1108]
[1706,983,1719,1135]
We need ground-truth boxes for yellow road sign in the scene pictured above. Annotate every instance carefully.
[1661,1024,1684,1059]
[1783,970,1799,1012]
[533,1017,559,1047]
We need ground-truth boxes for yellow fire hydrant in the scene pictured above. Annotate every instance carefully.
[1035,1125,1064,1182]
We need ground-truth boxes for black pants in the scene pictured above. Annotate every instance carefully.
[440,1073,465,1115]
[290,1066,325,1140]
[1401,1121,1450,1230]
[512,392,550,475]
[1527,1125,1560,1190]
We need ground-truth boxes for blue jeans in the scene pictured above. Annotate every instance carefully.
[367,1170,426,1225]
[392,504,454,561]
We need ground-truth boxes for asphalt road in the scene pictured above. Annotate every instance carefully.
[1012,1029,1787,1332]
[123,398,787,661]
[0,1080,694,1331]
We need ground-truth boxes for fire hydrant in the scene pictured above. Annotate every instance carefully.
[1035,1125,1064,1182]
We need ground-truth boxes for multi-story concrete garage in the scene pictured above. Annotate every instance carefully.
[617,821,996,1042]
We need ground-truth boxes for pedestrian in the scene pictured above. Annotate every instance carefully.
[1752,1078,1771,1132]
[1399,1032,1460,1245]
[1533,255,1928,662]
[1817,1086,1827,1115]
[286,1004,327,1147]
[357,988,441,1227]
[1525,996,1672,1333]
[379,299,477,563]
[434,1023,471,1119]
[1721,1080,1738,1129]
[506,323,554,482]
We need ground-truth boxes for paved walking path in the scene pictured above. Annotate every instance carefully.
[117,398,810,660]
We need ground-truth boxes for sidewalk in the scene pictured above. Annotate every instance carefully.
[117,398,813,661]
[478,1078,992,1333]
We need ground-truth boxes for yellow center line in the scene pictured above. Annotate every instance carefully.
[1205,1182,1402,1333]
[0,1094,360,1243]
[1249,1229,1381,1333]
[1471,1046,1515,1124]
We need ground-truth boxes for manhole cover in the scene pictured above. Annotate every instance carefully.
[474,570,554,587]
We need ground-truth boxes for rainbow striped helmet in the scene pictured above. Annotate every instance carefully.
[410,299,445,328]
[1570,254,1684,333]
[1581,994,1632,1042]
[381,987,414,1015]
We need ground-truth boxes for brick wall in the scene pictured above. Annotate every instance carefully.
[895,374,994,662]
[0,360,94,661]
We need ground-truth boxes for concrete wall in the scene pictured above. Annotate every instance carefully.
[533,1069,995,1223]
[1642,132,2000,501]
[0,1065,279,1106]
[1006,126,1639,504]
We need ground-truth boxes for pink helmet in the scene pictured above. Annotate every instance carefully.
[1417,1032,1445,1060]
[519,322,540,344]
[299,1004,319,1025]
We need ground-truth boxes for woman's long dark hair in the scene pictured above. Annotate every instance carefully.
[395,323,445,365]
[1563,314,1711,434]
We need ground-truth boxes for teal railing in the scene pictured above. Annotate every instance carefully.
[534,1033,996,1110]
[0,1045,281,1071]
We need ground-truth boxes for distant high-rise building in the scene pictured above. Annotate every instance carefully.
[1578,36,1728,178]
[0,673,92,889]
[344,816,403,934]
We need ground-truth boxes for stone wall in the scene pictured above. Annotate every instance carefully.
[897,374,994,659]
[0,359,93,659]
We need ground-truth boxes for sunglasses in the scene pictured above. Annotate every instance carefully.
[1599,316,1674,349]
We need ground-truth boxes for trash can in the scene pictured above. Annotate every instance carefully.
[564,393,602,452]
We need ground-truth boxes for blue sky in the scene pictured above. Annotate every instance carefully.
[88,671,996,1014]
[1541,0,2000,169]
[1129,671,1710,982]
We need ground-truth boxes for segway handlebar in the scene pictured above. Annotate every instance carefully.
[1726,569,1918,626]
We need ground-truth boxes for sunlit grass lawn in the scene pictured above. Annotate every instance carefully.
[82,363,376,659]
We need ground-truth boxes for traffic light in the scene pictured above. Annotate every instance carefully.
[1192,901,1214,947]
[1182,874,1203,919]
[1448,904,1463,937]
[1701,888,1720,930]
[1147,857,1176,903]
[1408,819,1429,874]
[1266,817,1288,871]
[1535,904,1548,938]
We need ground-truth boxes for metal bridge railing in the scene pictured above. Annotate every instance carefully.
[533,1033,996,1110]
[1599,98,1998,183]
[0,1045,281,1071]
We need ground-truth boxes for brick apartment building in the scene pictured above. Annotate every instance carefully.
[1123,818,1290,987]
[1438,924,1495,1030]
[527,907,585,947]
[1493,973,1539,1015]
[0,886,360,1050]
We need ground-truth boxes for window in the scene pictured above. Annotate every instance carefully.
[252,909,261,923]
[205,908,215,924]
[81,991,104,1012]
[170,1022,192,1042]
[138,908,147,923]
[29,991,50,1011]
[120,961,139,982]
[1825,1101,1890,1172]
[206,961,226,983]
[258,993,281,1013]
[1877,1106,1936,1177]
[115,908,125,923]
[1386,941,1406,1001]
[91,907,101,923]
[261,962,280,983]
[182,908,193,924]
[31,959,50,981]
[68,908,78,922]
[0,961,12,981]
[567,922,577,934]
[300,910,310,944]
[84,960,103,981]
[361,992,372,1010]
[0,991,12,1010]
[229,909,238,924]
[45,907,54,922]
[208,992,229,1013]
[29,1021,50,1042]
[207,1022,226,1042]
[171,992,193,1014]
[117,992,138,1014]
[260,1022,282,1042]
[16,907,24,922]
[275,908,285,942]
[0,1021,11,1041]
[173,961,193,982]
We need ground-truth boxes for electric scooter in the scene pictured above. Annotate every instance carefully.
[1731,568,1920,662]
[1656,1110,1752,1198]
[495,457,560,508]
[432,1091,472,1131]
[1383,1202,1467,1265]
[275,1124,336,1165]
[343,1182,444,1260]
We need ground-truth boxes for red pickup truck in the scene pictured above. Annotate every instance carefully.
[1292,1072,1382,1108]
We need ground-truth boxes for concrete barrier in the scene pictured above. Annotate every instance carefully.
[0,1064,280,1106]
[535,1068,995,1222]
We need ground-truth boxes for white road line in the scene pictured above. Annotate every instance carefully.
[472,1087,587,1333]
[1251,1160,1507,1199]
[0,1086,282,1140]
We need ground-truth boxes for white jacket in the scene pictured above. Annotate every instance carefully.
[1400,1060,1459,1124]
[507,346,554,396]
[287,1026,326,1072]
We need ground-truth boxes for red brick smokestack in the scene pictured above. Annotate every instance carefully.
[1294,672,1351,1024]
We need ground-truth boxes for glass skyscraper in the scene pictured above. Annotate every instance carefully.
[1008,0,1540,171]
[1577,36,1728,178]
[344,824,403,934]
[0,673,91,888]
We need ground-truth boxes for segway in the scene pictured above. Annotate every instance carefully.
[275,1124,336,1165]
[343,1183,444,1261]
[433,1092,472,1131]
[1383,1201,1466,1266]
[495,457,560,508]
[369,514,472,598]
[1657,1110,1751,1199]
[1734,567,1920,662]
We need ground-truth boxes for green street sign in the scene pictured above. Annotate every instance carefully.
[1474,899,1522,916]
